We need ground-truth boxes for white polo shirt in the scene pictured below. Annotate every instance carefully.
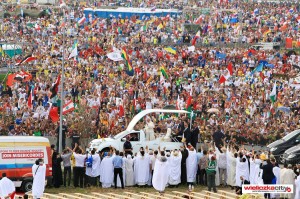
[73,152,86,167]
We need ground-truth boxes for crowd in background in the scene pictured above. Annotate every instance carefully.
[1,0,300,148]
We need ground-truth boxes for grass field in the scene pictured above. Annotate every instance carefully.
[45,184,231,195]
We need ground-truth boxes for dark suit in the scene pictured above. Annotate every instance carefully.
[260,162,275,199]
[177,122,185,136]
[213,130,225,151]
[183,127,192,144]
[191,127,199,148]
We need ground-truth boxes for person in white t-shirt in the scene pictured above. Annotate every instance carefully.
[72,143,87,188]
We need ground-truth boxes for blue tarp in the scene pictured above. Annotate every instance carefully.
[85,7,182,20]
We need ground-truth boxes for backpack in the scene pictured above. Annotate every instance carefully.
[86,155,93,168]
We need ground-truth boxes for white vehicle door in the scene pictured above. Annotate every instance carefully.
[119,131,142,153]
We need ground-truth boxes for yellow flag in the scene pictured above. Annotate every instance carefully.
[157,23,163,30]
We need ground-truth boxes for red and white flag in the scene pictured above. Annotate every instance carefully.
[219,62,234,84]
[78,16,86,25]
[15,55,37,66]
[191,30,200,46]
[63,100,75,115]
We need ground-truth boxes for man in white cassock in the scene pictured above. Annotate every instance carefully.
[86,150,101,186]
[186,145,198,191]
[249,154,262,185]
[226,147,236,187]
[134,147,151,186]
[91,151,101,186]
[144,118,155,141]
[152,151,168,193]
[99,152,114,188]
[32,159,46,199]
[0,173,15,199]
[125,154,134,186]
[168,150,182,186]
[235,156,249,188]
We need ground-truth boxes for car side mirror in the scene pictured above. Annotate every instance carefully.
[121,138,126,142]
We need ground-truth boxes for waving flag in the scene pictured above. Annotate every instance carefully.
[63,100,75,115]
[160,66,169,79]
[164,46,177,54]
[68,40,78,59]
[270,82,277,103]
[50,75,61,99]
[191,30,200,46]
[75,16,86,28]
[251,63,263,75]
[14,71,32,81]
[15,55,37,66]
[121,48,134,76]
[28,88,34,109]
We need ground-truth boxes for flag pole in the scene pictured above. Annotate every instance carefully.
[59,14,66,154]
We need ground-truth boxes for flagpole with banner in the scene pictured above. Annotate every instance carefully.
[59,14,66,154]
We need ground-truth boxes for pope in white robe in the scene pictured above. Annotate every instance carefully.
[134,153,151,186]
[186,148,197,183]
[0,176,15,199]
[144,118,155,141]
[168,151,182,186]
[226,147,236,186]
[125,155,135,186]
[32,162,46,199]
[100,155,114,188]
[152,156,169,192]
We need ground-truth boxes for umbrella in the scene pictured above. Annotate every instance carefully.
[163,105,176,110]
[207,108,219,113]
[277,106,291,113]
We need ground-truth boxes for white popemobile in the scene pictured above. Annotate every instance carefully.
[89,109,188,153]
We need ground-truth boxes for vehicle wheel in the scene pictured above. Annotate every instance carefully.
[22,180,33,192]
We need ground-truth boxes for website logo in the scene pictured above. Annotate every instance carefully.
[242,185,293,194]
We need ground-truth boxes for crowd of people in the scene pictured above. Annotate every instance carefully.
[0,0,300,198]
[1,0,300,148]
[47,140,300,199]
